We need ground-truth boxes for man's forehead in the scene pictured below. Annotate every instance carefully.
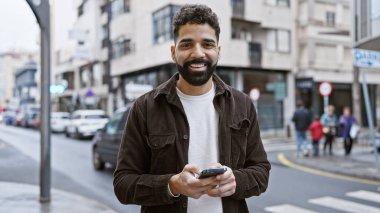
[176,23,217,41]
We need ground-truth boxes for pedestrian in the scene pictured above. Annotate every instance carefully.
[292,100,312,157]
[113,4,270,213]
[339,106,357,155]
[321,105,338,155]
[308,115,324,157]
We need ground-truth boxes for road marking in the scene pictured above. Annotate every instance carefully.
[346,190,380,204]
[309,196,380,213]
[278,153,380,186]
[265,204,317,213]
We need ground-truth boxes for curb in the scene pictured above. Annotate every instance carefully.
[277,153,380,186]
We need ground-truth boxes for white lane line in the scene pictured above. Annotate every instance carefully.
[309,196,380,213]
[346,190,380,204]
[265,204,318,213]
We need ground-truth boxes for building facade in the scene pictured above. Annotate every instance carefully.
[0,52,36,110]
[353,0,380,126]
[294,0,354,118]
[53,0,109,113]
[107,0,294,133]
[14,61,38,107]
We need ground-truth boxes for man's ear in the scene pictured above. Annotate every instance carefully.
[217,46,221,59]
[171,45,176,62]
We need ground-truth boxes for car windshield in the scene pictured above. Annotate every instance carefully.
[84,114,107,119]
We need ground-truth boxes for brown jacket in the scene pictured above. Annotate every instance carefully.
[114,73,271,213]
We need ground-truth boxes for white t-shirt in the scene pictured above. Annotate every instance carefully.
[177,83,222,213]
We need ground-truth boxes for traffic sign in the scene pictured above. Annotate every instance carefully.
[319,82,332,96]
[353,48,380,68]
[250,88,260,101]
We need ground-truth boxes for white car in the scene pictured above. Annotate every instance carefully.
[66,110,109,139]
[51,112,70,133]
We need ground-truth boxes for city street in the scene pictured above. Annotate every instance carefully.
[1,125,379,213]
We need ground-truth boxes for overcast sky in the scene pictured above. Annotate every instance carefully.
[0,0,75,53]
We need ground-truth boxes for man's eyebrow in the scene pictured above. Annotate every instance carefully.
[178,38,193,43]
[203,38,217,43]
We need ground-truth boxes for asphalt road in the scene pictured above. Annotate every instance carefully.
[1,125,379,213]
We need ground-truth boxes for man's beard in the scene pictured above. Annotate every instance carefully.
[176,58,217,86]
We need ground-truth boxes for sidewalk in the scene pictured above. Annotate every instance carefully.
[0,139,117,213]
[281,137,380,182]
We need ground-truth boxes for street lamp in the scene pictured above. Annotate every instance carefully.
[25,0,52,202]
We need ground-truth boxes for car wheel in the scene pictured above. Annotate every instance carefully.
[93,148,105,170]
[65,128,70,137]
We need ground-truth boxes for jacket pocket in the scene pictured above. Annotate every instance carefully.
[230,119,250,169]
[147,134,176,173]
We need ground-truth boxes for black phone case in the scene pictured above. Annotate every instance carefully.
[198,168,227,179]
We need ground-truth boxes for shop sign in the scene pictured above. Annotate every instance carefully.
[353,48,380,69]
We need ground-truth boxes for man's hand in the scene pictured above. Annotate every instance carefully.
[169,164,218,199]
[205,165,236,197]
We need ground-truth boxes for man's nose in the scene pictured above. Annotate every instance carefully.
[190,44,206,58]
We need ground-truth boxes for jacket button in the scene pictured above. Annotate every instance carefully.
[153,143,158,147]
[183,134,189,140]
[182,202,187,209]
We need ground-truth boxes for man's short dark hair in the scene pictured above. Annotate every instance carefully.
[173,4,220,42]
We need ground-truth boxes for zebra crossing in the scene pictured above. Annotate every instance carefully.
[265,189,380,213]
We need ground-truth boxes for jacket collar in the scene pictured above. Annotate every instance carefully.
[153,73,232,100]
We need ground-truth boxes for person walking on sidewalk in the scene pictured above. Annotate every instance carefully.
[292,101,312,157]
[339,106,357,155]
[113,4,270,213]
[321,105,338,155]
[308,115,324,157]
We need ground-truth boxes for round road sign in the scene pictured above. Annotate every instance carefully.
[319,82,333,96]
[250,88,260,101]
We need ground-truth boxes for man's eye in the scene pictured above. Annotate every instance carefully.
[204,43,216,48]
[180,43,191,48]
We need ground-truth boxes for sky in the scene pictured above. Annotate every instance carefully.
[0,0,75,53]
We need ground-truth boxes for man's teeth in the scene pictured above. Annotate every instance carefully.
[190,63,206,68]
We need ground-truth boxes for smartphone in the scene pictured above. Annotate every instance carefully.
[197,168,227,179]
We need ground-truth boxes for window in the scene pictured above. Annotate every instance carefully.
[153,5,180,44]
[231,0,245,17]
[78,0,89,17]
[106,111,124,135]
[326,11,335,27]
[101,24,108,48]
[277,0,290,7]
[111,0,130,19]
[93,63,104,87]
[80,66,92,88]
[266,0,290,7]
[112,38,133,59]
[267,29,290,53]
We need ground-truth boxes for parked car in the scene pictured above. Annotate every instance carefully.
[51,112,70,133]
[66,110,109,139]
[92,106,131,170]
[3,109,16,125]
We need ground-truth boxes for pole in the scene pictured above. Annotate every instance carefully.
[26,0,52,202]
[353,66,362,124]
[360,69,379,169]
[40,6,51,202]
[323,95,329,114]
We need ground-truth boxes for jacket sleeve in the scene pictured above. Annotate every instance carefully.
[230,96,271,200]
[113,100,180,206]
